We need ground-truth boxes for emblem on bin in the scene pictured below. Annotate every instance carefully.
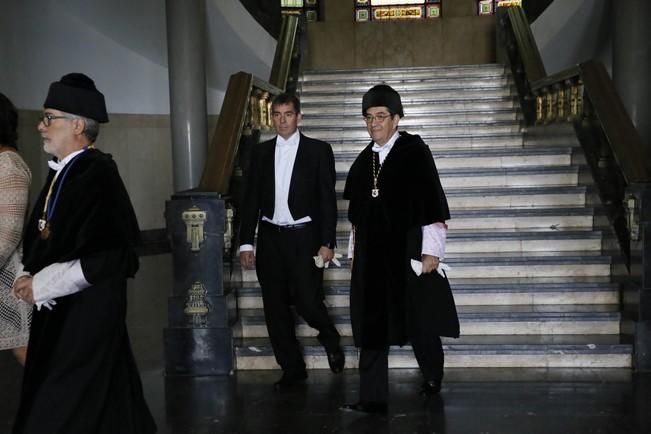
[184,281,210,327]
[182,206,207,252]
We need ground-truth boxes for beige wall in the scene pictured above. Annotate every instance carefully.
[305,0,496,70]
[17,111,218,231]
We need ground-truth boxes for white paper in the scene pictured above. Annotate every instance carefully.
[410,259,450,278]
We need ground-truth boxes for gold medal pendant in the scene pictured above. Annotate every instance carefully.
[40,223,51,240]
[371,188,379,198]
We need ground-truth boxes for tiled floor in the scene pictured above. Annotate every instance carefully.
[1,254,650,434]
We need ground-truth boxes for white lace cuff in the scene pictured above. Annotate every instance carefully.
[32,260,90,310]
[421,222,447,260]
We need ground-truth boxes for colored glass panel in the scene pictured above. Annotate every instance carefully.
[356,8,371,21]
[355,1,441,21]
[281,0,319,21]
[281,0,303,7]
[426,5,440,17]
[498,0,522,7]
[305,9,318,21]
[370,0,423,5]
[373,5,424,19]
[478,0,494,15]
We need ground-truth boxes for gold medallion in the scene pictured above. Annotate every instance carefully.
[40,223,50,240]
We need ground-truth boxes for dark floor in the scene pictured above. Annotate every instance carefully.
[2,255,651,434]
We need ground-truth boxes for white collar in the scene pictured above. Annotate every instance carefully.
[48,148,87,171]
[372,130,400,153]
[276,129,300,147]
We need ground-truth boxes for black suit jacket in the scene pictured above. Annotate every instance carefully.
[239,133,337,249]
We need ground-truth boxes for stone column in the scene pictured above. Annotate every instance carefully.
[166,0,208,192]
[612,0,651,148]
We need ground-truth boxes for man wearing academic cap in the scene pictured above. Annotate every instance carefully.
[340,84,459,415]
[12,73,156,433]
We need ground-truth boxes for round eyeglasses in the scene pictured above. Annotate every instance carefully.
[40,113,77,127]
[363,113,392,123]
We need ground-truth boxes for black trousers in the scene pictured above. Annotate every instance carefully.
[359,333,444,403]
[256,222,340,375]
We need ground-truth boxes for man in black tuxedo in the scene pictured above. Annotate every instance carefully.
[239,93,344,389]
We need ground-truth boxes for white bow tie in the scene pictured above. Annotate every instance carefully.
[372,144,383,152]
[48,160,65,171]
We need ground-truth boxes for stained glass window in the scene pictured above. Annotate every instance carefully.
[282,0,319,22]
[477,0,496,15]
[355,0,441,22]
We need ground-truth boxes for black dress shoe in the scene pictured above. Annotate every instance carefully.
[339,401,388,415]
[420,380,441,396]
[327,347,345,373]
[273,371,308,390]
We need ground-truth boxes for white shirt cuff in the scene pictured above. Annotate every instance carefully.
[32,260,90,309]
[239,244,254,253]
[347,228,355,259]
[422,222,447,260]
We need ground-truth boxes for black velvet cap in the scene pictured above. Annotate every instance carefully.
[362,84,404,118]
[43,73,109,123]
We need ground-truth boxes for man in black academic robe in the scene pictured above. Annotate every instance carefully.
[12,73,156,434]
[239,93,344,389]
[340,84,459,415]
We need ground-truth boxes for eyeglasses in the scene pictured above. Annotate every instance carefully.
[363,113,392,124]
[40,113,77,127]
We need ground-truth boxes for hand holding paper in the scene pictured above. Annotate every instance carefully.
[314,252,343,268]
[410,259,450,278]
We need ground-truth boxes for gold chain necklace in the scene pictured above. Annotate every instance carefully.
[371,151,382,198]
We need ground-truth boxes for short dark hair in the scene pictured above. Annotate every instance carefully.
[271,93,301,114]
[0,92,18,149]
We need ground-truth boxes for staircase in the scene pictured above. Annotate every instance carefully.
[232,64,632,371]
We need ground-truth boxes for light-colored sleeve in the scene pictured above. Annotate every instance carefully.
[421,222,447,260]
[31,260,91,309]
[347,228,355,259]
[239,244,254,253]
[0,155,30,268]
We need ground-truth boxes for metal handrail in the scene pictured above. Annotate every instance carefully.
[198,14,300,194]
[497,5,651,266]
[497,5,651,370]
[199,73,281,193]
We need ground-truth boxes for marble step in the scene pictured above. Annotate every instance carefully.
[299,87,514,104]
[301,110,519,128]
[301,64,507,82]
[258,130,527,150]
[234,335,631,369]
[333,206,597,232]
[332,227,601,253]
[301,120,522,141]
[336,186,587,209]
[334,146,575,171]
[301,98,516,116]
[235,277,619,309]
[240,229,603,264]
[234,304,621,339]
[334,165,580,190]
[240,250,612,283]
[299,76,512,94]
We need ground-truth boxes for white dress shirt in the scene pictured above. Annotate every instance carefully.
[240,130,311,253]
[348,130,448,259]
